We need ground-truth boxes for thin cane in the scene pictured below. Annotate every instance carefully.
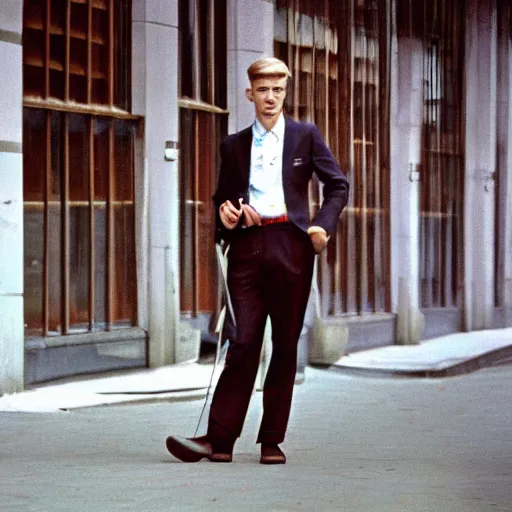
[194,244,236,436]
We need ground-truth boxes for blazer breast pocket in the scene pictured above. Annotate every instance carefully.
[290,156,312,184]
[292,157,308,167]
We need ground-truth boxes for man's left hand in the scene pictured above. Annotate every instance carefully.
[309,230,328,254]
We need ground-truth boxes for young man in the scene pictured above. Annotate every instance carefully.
[166,57,349,464]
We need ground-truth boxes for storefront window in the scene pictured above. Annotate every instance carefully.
[275,0,391,315]
[178,0,228,319]
[415,0,465,308]
[22,0,138,336]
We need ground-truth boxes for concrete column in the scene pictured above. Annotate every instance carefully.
[132,0,180,365]
[464,0,497,331]
[503,27,512,327]
[227,0,274,133]
[0,1,24,394]
[495,9,512,327]
[389,27,424,344]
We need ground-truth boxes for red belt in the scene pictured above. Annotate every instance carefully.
[260,214,289,226]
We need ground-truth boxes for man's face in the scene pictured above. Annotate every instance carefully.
[246,76,288,122]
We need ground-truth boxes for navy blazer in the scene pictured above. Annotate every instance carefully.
[213,116,349,243]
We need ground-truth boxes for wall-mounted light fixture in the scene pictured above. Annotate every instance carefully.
[164,141,179,162]
[409,163,421,182]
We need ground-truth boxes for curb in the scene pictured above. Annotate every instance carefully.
[86,390,208,409]
[329,344,512,379]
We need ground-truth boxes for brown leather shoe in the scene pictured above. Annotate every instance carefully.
[260,443,286,465]
[165,435,233,463]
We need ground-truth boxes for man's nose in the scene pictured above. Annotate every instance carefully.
[266,91,275,101]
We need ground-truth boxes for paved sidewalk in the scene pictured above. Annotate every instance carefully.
[1,328,511,411]
[1,366,511,511]
[0,362,214,412]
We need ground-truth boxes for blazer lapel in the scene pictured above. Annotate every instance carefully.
[282,116,298,184]
[234,126,253,187]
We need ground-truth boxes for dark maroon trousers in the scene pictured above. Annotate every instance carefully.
[207,222,315,445]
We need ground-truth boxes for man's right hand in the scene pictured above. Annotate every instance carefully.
[239,200,261,227]
[219,199,243,229]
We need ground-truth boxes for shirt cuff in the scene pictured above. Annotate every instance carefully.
[307,226,330,241]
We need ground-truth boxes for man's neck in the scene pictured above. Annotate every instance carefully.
[256,112,282,132]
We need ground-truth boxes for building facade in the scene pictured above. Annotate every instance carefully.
[1,0,511,394]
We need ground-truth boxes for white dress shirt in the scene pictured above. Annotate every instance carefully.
[249,114,287,218]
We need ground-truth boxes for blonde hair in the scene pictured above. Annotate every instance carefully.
[247,57,291,82]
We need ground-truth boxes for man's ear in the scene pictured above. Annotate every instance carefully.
[245,88,253,102]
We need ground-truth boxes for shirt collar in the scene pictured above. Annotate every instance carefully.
[253,113,285,142]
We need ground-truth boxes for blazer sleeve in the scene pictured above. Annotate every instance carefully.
[212,140,231,243]
[212,137,247,243]
[309,125,350,235]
